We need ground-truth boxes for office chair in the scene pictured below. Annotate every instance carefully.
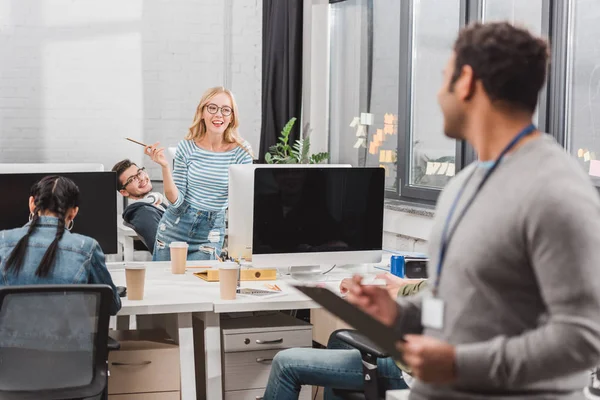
[0,285,114,400]
[331,330,390,400]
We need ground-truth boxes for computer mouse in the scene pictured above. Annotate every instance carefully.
[117,286,127,298]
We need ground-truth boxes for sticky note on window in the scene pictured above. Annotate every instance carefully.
[369,141,378,155]
[584,151,590,162]
[590,160,600,177]
[437,162,449,175]
[384,124,394,135]
[426,162,441,175]
[386,150,394,163]
[379,150,386,163]
[446,163,455,176]
[384,113,395,125]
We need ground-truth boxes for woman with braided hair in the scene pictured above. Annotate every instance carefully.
[0,175,121,315]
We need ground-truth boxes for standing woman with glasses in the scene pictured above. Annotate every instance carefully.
[145,86,253,261]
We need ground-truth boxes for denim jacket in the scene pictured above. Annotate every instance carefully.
[0,216,121,315]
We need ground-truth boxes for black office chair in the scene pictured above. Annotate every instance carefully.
[331,330,391,400]
[0,285,114,400]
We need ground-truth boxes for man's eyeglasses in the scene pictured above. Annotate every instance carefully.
[206,103,233,117]
[122,167,147,190]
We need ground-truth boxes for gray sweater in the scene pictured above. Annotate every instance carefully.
[397,135,600,399]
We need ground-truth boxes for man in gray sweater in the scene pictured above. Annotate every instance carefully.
[347,22,600,399]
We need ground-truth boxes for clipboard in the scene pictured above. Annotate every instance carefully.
[292,284,404,359]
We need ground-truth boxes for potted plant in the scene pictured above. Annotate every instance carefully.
[264,117,329,164]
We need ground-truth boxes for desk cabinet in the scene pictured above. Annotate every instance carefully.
[108,330,180,400]
[221,313,312,400]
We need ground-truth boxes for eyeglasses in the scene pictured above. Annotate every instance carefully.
[205,103,233,117]
[122,167,147,190]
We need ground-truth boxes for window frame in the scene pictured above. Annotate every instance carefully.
[327,0,569,203]
[393,0,474,204]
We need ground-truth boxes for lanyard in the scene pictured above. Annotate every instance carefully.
[432,123,537,295]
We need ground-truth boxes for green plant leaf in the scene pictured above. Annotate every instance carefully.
[264,152,273,164]
[281,117,296,139]
[309,152,329,164]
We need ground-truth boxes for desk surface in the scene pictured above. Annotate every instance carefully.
[108,261,381,316]
[109,263,215,315]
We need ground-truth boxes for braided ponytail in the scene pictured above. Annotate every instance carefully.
[5,209,40,276]
[36,207,67,278]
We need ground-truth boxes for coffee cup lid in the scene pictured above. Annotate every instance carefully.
[219,262,240,270]
[170,242,189,248]
[125,264,146,270]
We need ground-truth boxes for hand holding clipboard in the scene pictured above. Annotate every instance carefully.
[292,283,405,359]
[295,277,458,384]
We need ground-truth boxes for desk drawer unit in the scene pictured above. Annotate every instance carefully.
[223,328,312,352]
[222,313,312,399]
[108,330,180,397]
[224,349,280,391]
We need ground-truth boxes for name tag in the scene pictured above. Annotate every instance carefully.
[422,297,445,329]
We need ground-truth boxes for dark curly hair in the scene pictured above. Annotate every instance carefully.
[450,22,549,113]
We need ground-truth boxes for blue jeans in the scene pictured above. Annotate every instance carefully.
[153,202,226,261]
[263,330,407,400]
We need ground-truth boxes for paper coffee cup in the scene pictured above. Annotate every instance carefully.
[170,242,188,274]
[125,264,146,300]
[219,263,240,300]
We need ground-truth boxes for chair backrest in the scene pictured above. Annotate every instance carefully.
[0,285,112,400]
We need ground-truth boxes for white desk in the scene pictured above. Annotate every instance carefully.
[109,262,219,400]
[109,262,385,400]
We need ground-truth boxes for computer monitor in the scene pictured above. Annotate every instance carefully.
[228,164,352,263]
[0,172,118,254]
[229,165,384,267]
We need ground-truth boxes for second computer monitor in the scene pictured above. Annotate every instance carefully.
[228,165,384,267]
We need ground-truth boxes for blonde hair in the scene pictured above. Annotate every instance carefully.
[186,86,253,157]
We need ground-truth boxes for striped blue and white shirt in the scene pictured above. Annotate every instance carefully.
[171,139,253,211]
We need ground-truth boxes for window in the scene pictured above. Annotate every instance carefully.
[482,0,543,32]
[565,0,600,185]
[328,0,401,192]
[407,0,461,190]
[482,0,545,128]
[325,0,582,202]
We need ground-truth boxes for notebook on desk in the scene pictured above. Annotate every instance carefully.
[292,284,404,359]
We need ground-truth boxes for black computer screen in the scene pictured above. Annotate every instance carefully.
[0,172,118,254]
[252,167,385,255]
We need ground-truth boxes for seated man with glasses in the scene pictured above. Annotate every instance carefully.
[112,159,168,254]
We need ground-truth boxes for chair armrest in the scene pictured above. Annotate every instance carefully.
[107,336,121,351]
[335,330,389,358]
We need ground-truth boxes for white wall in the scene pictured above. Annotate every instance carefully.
[0,0,262,179]
[383,208,432,254]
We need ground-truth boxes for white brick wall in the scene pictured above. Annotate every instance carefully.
[0,0,262,178]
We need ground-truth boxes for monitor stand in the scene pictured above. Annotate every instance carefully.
[288,265,323,281]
